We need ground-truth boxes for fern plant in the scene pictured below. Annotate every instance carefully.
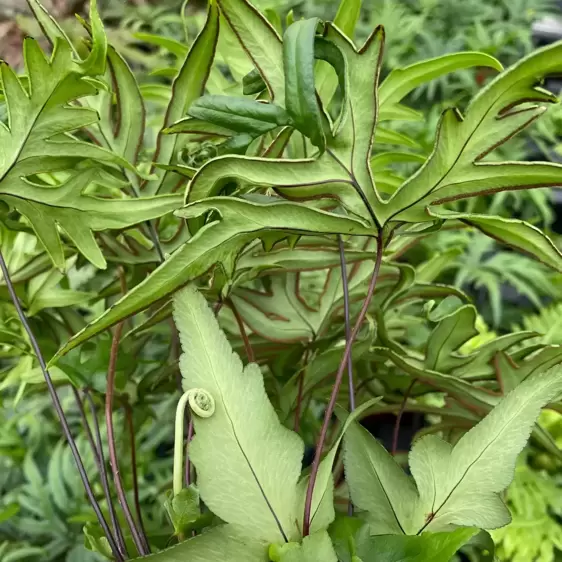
[1,0,562,561]
[492,456,562,562]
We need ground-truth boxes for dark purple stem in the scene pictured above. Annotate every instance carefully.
[392,379,417,456]
[303,232,384,536]
[227,299,255,363]
[337,235,355,412]
[71,386,102,470]
[294,348,311,433]
[339,235,354,517]
[294,370,306,433]
[82,389,128,558]
[105,270,150,556]
[106,320,149,555]
[0,250,124,562]
[124,401,148,542]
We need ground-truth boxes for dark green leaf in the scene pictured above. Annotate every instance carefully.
[188,95,291,135]
[355,528,479,562]
[284,19,327,150]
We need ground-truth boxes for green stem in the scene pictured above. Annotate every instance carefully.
[174,391,191,496]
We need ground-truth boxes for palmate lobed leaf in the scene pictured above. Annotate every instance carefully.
[1,170,182,270]
[410,366,562,532]
[0,0,183,270]
[199,11,562,275]
[344,366,562,536]
[179,21,508,231]
[48,0,562,355]
[173,285,304,543]
[181,22,388,232]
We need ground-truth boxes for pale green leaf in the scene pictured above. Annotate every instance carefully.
[173,285,304,542]
[343,420,418,535]
[410,366,562,532]
[270,531,338,562]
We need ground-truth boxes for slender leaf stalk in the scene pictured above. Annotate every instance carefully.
[227,298,255,363]
[105,270,150,556]
[82,389,129,558]
[303,232,384,536]
[338,235,355,412]
[0,250,124,562]
[124,401,148,543]
[71,387,102,472]
[294,348,310,433]
[392,379,417,456]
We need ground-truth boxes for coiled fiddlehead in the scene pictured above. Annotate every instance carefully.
[173,388,216,496]
[186,388,215,418]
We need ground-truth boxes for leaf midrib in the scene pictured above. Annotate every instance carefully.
[191,311,290,542]
[418,381,549,533]
[364,442,406,534]
[386,71,538,222]
[0,65,74,185]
